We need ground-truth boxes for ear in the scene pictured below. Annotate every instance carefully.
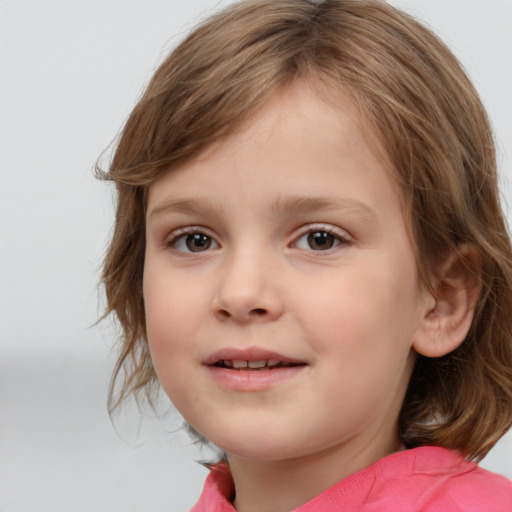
[413,244,482,358]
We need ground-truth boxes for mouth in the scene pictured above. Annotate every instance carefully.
[205,349,306,390]
[212,359,305,371]
[205,348,306,373]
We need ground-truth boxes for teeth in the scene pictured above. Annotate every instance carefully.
[220,359,286,369]
[248,360,267,368]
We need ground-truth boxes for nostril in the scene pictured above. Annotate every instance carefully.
[251,308,267,316]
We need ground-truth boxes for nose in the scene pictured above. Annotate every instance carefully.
[211,246,284,323]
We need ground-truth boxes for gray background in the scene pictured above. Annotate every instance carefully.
[1,1,511,510]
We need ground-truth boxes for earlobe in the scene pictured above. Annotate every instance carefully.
[413,244,482,358]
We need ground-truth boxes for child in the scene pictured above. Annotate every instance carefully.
[98,0,512,510]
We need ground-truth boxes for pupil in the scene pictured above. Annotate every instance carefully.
[308,231,334,250]
[186,233,211,252]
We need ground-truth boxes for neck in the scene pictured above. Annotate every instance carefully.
[227,433,403,512]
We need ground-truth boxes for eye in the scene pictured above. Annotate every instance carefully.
[171,231,219,253]
[294,227,348,251]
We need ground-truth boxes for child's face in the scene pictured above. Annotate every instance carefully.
[143,83,431,465]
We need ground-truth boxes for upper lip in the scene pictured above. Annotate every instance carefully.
[204,347,305,366]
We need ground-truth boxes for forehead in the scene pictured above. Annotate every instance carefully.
[208,81,385,162]
[147,81,395,204]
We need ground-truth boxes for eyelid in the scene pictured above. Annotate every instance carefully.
[291,223,353,249]
[164,226,220,252]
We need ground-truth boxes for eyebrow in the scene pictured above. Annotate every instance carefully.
[148,197,225,219]
[270,195,379,223]
[148,195,378,223]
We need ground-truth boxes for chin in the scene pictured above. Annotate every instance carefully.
[205,428,312,462]
[224,444,301,462]
[183,407,326,462]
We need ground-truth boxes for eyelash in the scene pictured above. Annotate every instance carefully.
[165,224,352,254]
[165,227,220,254]
[292,224,352,252]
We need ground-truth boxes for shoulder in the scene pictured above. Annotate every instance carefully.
[423,458,512,512]
[370,446,512,512]
[190,463,235,512]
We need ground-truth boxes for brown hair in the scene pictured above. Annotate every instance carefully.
[98,0,512,460]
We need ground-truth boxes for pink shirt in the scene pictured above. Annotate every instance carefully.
[190,446,512,511]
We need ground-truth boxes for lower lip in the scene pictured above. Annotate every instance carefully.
[206,365,306,391]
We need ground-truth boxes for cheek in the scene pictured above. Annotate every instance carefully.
[144,257,204,337]
[300,252,422,357]
[143,264,202,390]
[143,273,214,431]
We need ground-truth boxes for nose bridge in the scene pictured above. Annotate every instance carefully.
[212,239,282,321]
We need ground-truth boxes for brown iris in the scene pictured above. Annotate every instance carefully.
[185,233,213,252]
[307,231,336,250]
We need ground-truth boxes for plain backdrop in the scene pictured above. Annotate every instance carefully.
[1,1,511,511]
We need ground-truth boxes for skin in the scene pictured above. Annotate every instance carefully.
[143,83,438,512]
